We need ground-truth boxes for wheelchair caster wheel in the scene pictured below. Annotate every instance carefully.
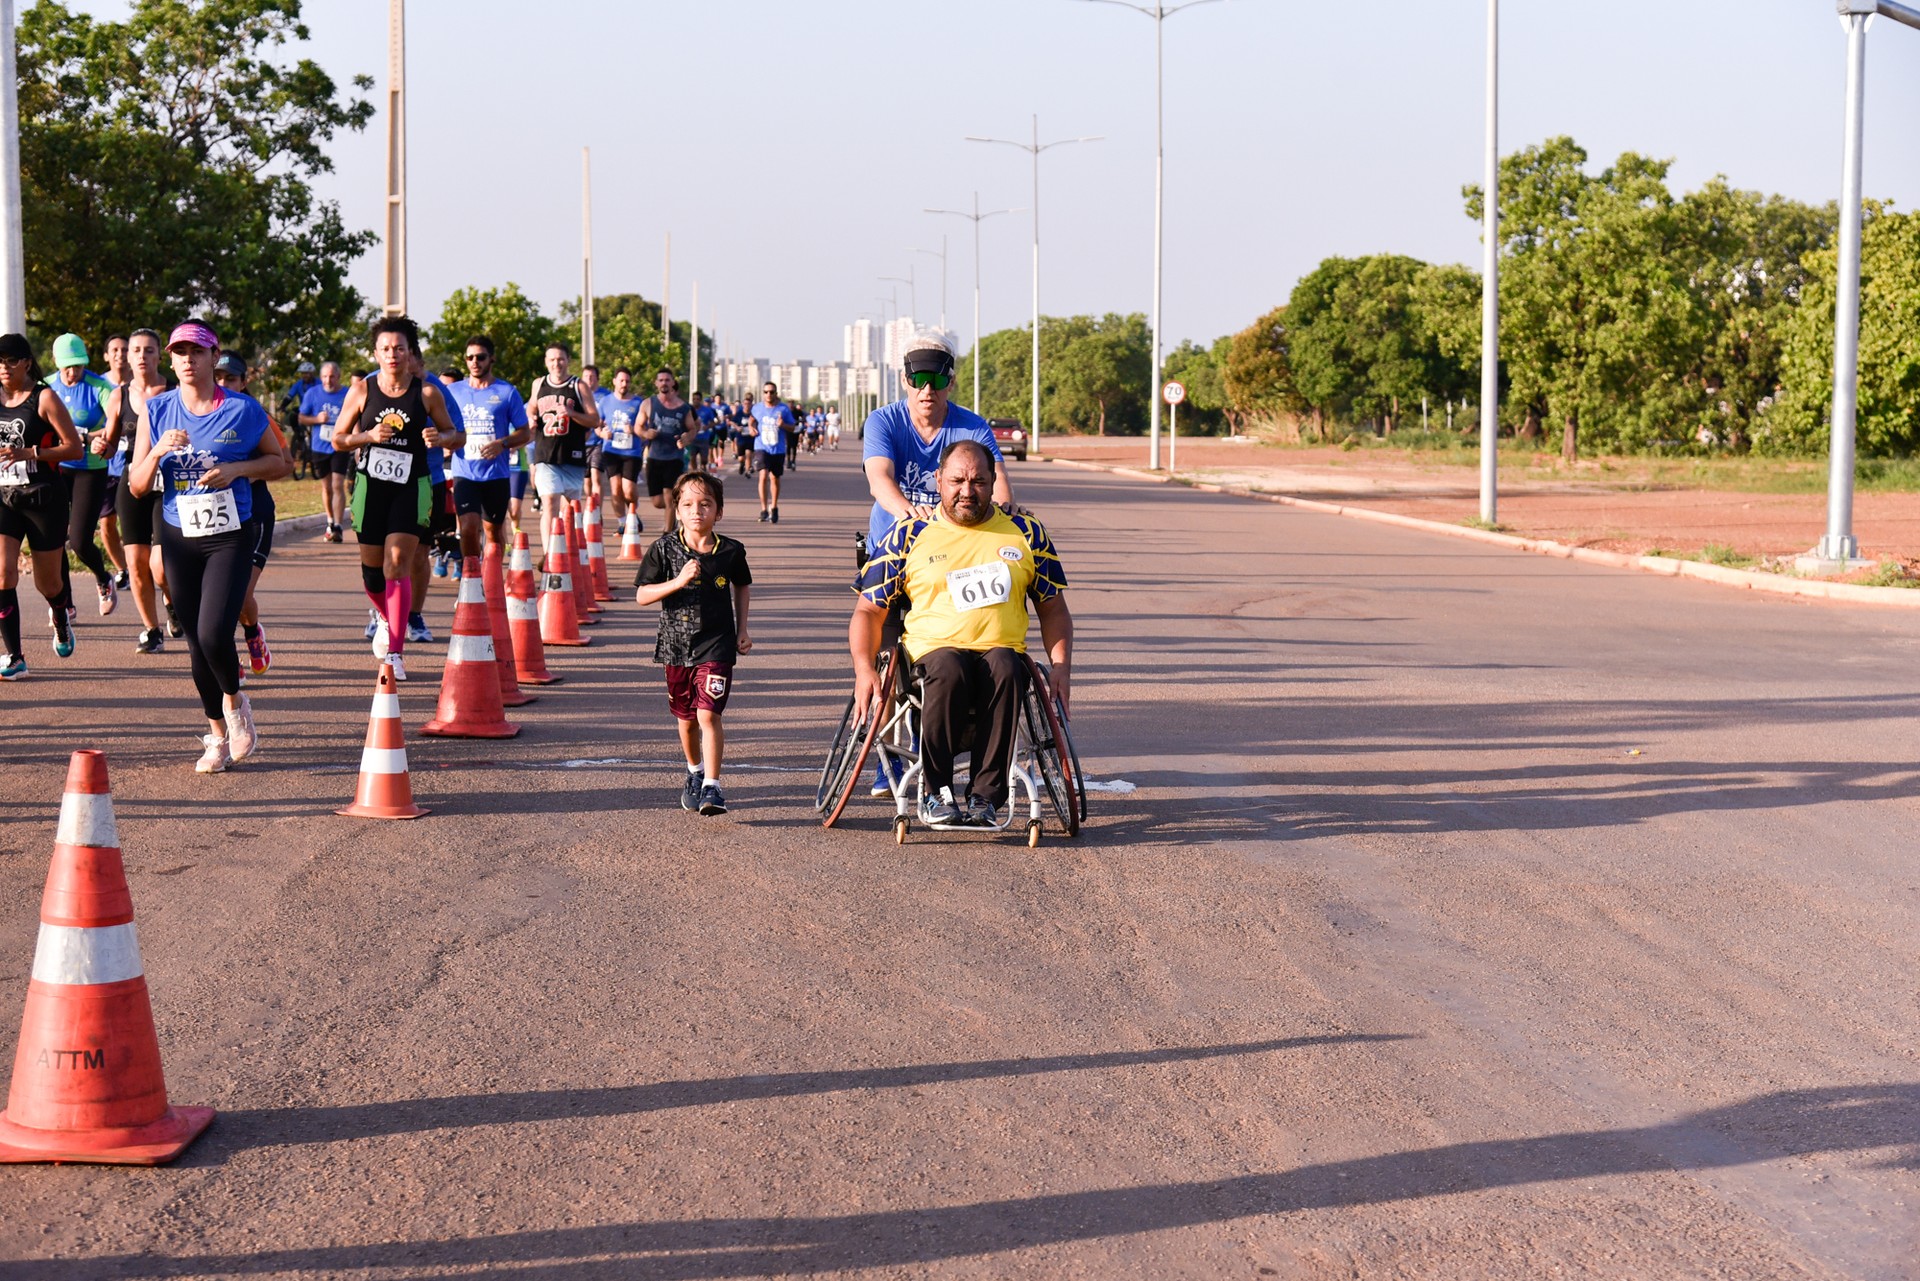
[894,816,910,845]
[1027,820,1042,848]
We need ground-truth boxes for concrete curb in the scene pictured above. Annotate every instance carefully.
[1040,455,1920,611]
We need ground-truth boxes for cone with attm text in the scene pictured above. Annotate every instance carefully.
[423,558,521,739]
[338,663,429,819]
[538,502,592,647]
[617,511,645,561]
[584,502,613,601]
[482,542,535,706]
[569,499,602,618]
[509,528,563,679]
[0,751,214,1164]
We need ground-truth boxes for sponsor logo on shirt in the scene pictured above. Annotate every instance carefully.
[998,546,1022,562]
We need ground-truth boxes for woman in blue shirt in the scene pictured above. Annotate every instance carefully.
[128,320,288,774]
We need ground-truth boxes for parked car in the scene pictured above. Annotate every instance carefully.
[989,418,1028,461]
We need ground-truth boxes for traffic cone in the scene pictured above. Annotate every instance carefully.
[338,664,429,819]
[423,557,521,739]
[617,511,645,561]
[584,502,614,601]
[509,529,563,680]
[482,543,534,706]
[0,750,214,1164]
[568,500,602,618]
[538,504,592,647]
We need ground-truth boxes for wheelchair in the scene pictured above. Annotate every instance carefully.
[818,645,1085,846]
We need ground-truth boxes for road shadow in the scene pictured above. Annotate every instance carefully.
[14,1083,1914,1278]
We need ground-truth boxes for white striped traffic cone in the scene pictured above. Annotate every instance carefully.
[423,557,520,739]
[338,664,429,819]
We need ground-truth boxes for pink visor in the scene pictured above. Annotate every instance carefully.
[167,321,219,351]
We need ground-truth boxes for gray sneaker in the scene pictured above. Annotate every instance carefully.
[698,782,728,816]
[920,786,963,827]
[964,794,999,828]
[681,772,701,811]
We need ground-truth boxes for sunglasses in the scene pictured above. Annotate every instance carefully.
[465,353,491,362]
[906,370,953,391]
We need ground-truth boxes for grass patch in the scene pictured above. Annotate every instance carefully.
[1854,560,1920,588]
[1701,543,1756,568]
[1459,517,1508,533]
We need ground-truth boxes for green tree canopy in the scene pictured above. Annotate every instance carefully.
[16,0,375,368]
[427,284,557,391]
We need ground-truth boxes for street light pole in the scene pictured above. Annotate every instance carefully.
[581,147,594,366]
[381,0,407,317]
[1479,0,1499,524]
[0,0,24,331]
[928,193,1023,412]
[967,117,1101,457]
[1074,0,1224,470]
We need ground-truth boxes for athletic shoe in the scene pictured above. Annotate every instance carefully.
[97,578,117,616]
[113,569,130,590]
[449,557,463,580]
[0,653,25,681]
[431,553,448,578]
[324,523,343,544]
[237,673,247,688]
[225,693,258,761]
[681,772,701,812]
[364,607,381,641]
[770,508,779,524]
[920,786,962,827]
[370,614,389,658]
[758,510,768,523]
[135,628,164,654]
[193,734,232,774]
[165,601,183,638]
[964,795,1000,828]
[870,756,902,797]
[406,615,433,643]
[51,613,75,659]
[245,626,271,674]
[698,782,728,816]
[383,652,407,682]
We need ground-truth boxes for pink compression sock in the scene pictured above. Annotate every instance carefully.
[384,578,412,654]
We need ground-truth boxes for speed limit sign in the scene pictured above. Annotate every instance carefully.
[1162,380,1186,406]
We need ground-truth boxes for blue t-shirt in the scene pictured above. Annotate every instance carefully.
[861,400,1004,547]
[445,378,529,483]
[48,372,113,473]
[694,405,717,443]
[751,402,794,454]
[421,374,453,484]
[599,395,643,456]
[300,384,348,455]
[149,387,270,531]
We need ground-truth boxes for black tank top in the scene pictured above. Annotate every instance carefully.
[645,397,692,460]
[0,388,60,495]
[356,375,430,485]
[113,381,143,461]
[530,376,588,467]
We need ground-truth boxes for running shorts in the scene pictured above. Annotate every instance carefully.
[428,480,455,538]
[755,451,786,479]
[328,449,357,477]
[510,468,529,501]
[116,479,159,544]
[352,476,431,545]
[645,457,686,497]
[665,661,733,721]
[0,487,68,553]
[453,477,510,525]
[586,441,604,473]
[251,497,276,568]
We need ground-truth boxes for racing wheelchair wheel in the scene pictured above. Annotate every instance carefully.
[1021,658,1081,838]
[822,648,898,829]
[816,692,863,813]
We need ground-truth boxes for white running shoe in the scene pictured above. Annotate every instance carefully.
[371,614,389,659]
[224,693,257,761]
[194,734,232,774]
[384,652,408,682]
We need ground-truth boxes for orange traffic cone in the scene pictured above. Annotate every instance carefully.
[423,557,521,739]
[338,663,429,819]
[0,751,215,1164]
[538,505,592,647]
[482,543,534,707]
[509,529,562,681]
[568,500,602,618]
[617,511,645,561]
[585,502,613,601]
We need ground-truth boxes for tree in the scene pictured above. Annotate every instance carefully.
[15,0,375,369]
[1285,255,1459,431]
[1762,205,1920,457]
[1223,306,1306,432]
[427,284,557,390]
[1162,338,1228,435]
[1049,313,1151,435]
[553,294,707,388]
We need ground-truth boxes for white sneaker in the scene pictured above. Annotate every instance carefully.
[384,652,407,682]
[194,734,232,774]
[224,693,257,761]
[370,614,389,659]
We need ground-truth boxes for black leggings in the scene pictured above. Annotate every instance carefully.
[159,521,253,719]
[61,469,112,582]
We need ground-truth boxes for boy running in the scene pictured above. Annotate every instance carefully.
[634,471,752,816]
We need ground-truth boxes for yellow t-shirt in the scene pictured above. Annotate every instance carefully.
[859,509,1066,661]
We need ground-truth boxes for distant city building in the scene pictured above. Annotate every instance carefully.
[843,318,879,369]
[774,360,812,403]
[809,361,853,402]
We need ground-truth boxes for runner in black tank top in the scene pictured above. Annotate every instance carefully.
[331,317,457,679]
[526,341,599,552]
[0,333,85,677]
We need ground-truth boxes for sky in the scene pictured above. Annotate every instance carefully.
[65,0,1920,363]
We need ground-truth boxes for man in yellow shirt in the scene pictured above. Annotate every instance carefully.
[851,440,1073,827]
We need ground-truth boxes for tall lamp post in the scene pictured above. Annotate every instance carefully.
[1807,0,1920,570]
[928,193,1023,412]
[0,0,23,331]
[1074,0,1224,470]
[381,0,407,317]
[968,116,1101,458]
[1479,0,1499,524]
[911,240,948,330]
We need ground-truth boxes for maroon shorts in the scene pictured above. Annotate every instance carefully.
[665,662,734,720]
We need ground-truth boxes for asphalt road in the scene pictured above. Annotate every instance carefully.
[1,447,1916,1279]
